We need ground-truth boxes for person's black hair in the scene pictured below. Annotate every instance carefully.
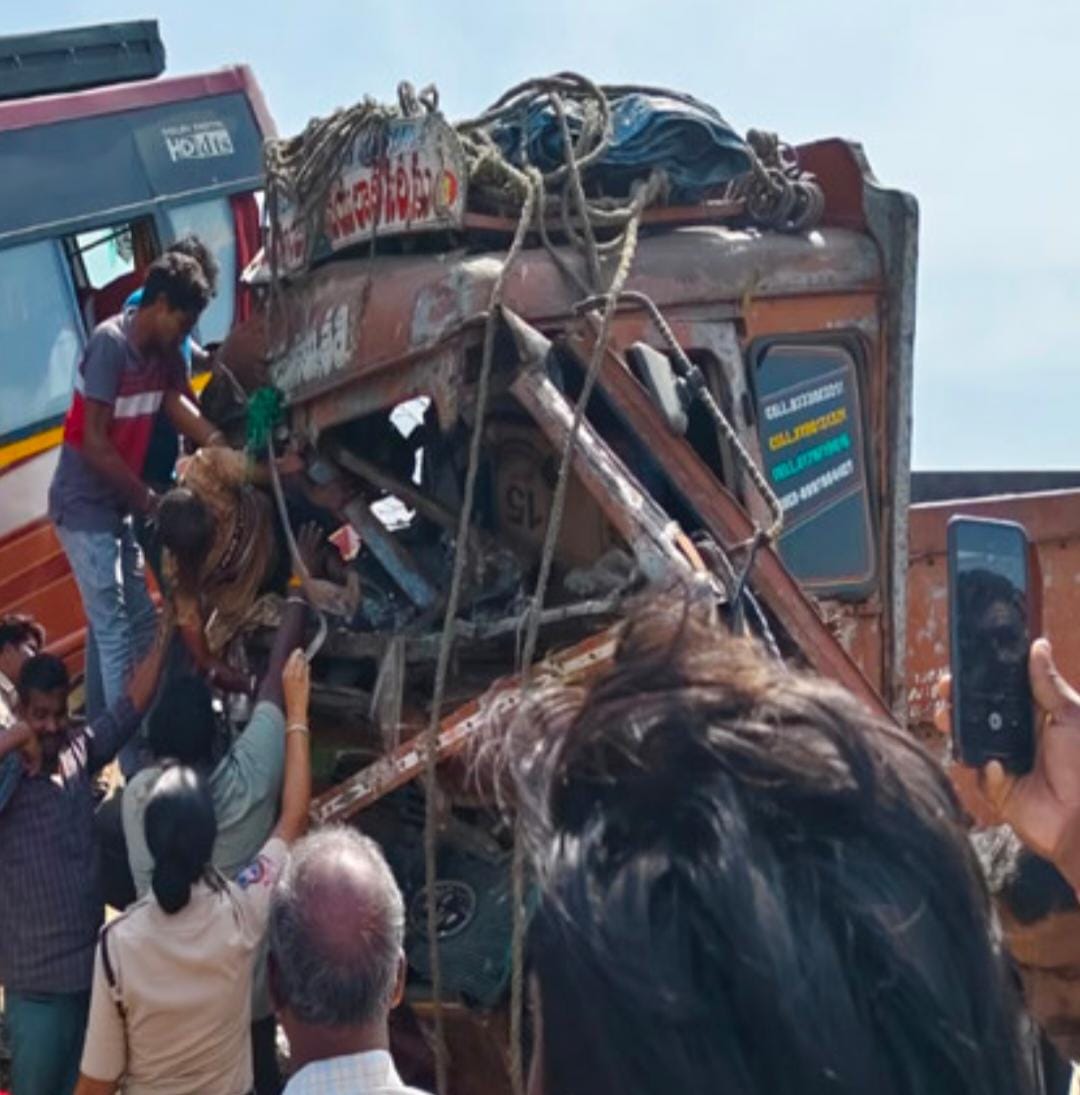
[199,371,248,437]
[973,825,1079,926]
[139,252,211,318]
[508,585,1031,1095]
[17,653,69,703]
[157,487,214,591]
[0,614,45,654]
[168,234,219,296]
[145,765,217,915]
[148,677,216,766]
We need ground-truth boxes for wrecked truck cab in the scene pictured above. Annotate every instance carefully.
[215,90,915,1092]
[221,141,914,707]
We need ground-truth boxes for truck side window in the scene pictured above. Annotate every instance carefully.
[751,340,876,595]
[0,239,84,440]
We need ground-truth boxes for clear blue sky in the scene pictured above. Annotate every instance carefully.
[12,1,1078,468]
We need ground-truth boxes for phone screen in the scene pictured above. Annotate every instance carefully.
[949,519,1034,771]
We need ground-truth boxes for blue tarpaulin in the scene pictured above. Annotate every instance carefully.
[487,89,750,202]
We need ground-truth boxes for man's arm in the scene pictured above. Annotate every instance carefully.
[82,400,156,515]
[74,1077,117,1095]
[174,604,254,695]
[256,593,308,712]
[162,389,224,449]
[273,649,312,846]
[938,638,1080,895]
[0,723,30,761]
[77,332,157,514]
[85,620,172,773]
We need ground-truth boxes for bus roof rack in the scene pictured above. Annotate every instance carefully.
[0,20,165,103]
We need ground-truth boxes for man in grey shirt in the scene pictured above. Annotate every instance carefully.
[48,254,222,776]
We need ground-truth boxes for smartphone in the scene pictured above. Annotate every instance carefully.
[947,517,1037,773]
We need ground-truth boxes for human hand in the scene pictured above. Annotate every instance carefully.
[282,648,310,726]
[304,477,351,514]
[276,448,305,477]
[21,730,42,776]
[295,522,325,581]
[2,721,34,754]
[936,639,1080,890]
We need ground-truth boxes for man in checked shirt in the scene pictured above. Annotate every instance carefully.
[0,620,170,1095]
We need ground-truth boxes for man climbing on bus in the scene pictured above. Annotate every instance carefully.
[47,252,225,777]
[127,234,220,578]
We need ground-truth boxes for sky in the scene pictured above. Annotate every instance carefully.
[9,0,1078,469]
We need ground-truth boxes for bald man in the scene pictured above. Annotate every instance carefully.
[268,828,429,1094]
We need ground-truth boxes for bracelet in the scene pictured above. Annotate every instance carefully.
[286,723,310,736]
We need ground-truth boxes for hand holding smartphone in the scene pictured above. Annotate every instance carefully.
[947,517,1038,775]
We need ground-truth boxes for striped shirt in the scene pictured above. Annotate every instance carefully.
[48,313,183,533]
[0,697,140,993]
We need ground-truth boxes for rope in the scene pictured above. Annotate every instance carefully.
[265,438,309,586]
[726,128,825,233]
[420,164,538,1095]
[503,171,656,1095]
[574,288,785,540]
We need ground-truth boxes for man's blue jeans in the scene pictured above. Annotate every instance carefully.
[6,989,90,1095]
[54,519,157,777]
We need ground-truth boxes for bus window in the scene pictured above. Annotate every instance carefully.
[166,197,237,345]
[0,239,83,439]
[63,217,158,331]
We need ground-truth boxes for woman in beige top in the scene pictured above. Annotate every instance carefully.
[74,645,312,1095]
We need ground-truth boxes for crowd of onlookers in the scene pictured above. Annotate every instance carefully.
[2,582,1080,1094]
[1,232,1080,1094]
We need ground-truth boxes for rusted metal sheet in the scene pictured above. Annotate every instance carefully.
[231,228,882,423]
[310,626,620,825]
[504,309,696,584]
[906,490,1080,731]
